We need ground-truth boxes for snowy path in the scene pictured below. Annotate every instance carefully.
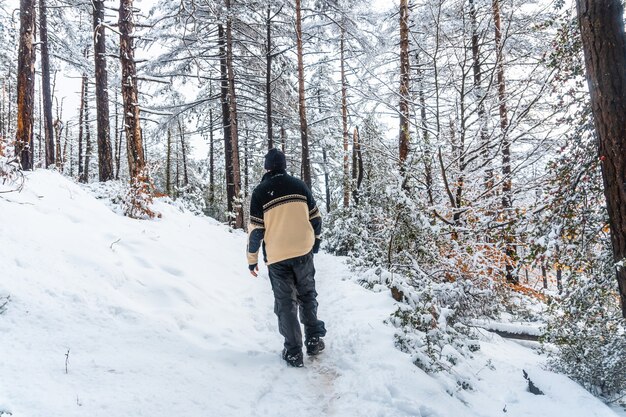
[0,171,621,417]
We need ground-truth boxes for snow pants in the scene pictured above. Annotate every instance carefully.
[268,252,326,355]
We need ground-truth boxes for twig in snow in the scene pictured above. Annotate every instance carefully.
[65,349,70,374]
[110,238,121,250]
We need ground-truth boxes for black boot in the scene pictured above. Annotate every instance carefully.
[305,337,325,356]
[282,349,304,367]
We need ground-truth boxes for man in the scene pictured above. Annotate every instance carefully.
[246,148,326,367]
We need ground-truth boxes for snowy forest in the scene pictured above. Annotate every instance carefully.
[0,0,625,415]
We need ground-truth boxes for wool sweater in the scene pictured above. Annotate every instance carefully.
[247,170,322,266]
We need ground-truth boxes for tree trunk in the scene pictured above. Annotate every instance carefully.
[398,0,410,174]
[492,0,516,283]
[177,117,189,187]
[352,126,363,205]
[114,90,121,179]
[470,0,491,192]
[416,54,434,206]
[166,128,171,196]
[93,0,114,181]
[209,108,215,204]
[322,146,331,213]
[39,0,54,168]
[219,24,235,222]
[295,0,311,188]
[78,75,85,179]
[119,0,145,181]
[265,4,274,150]
[577,0,626,317]
[225,0,243,229]
[340,22,350,208]
[15,0,36,171]
[82,76,92,183]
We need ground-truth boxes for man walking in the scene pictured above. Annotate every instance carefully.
[246,148,326,367]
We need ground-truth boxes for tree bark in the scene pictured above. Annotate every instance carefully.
[469,0,491,192]
[15,0,36,171]
[219,24,235,222]
[177,117,188,187]
[119,0,145,181]
[93,0,114,181]
[78,75,85,179]
[340,22,350,208]
[492,0,516,283]
[295,0,311,188]
[39,0,54,168]
[114,90,121,179]
[265,4,274,150]
[225,0,243,228]
[398,0,410,174]
[166,128,172,196]
[82,75,92,183]
[577,0,626,317]
[352,126,363,205]
[209,107,215,204]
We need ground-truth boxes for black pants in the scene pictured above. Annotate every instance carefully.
[268,252,326,355]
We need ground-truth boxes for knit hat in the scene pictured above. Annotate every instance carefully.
[264,148,287,171]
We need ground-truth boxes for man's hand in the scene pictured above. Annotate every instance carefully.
[312,238,321,254]
[249,263,259,277]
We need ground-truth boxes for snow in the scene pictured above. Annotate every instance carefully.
[0,170,621,417]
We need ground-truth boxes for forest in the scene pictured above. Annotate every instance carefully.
[0,0,625,414]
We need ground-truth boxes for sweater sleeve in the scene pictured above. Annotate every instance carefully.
[247,191,265,265]
[305,185,322,238]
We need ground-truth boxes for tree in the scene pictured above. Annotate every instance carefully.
[15,0,36,170]
[119,0,145,180]
[576,0,626,317]
[398,0,410,175]
[295,0,311,188]
[93,0,114,181]
[39,0,54,168]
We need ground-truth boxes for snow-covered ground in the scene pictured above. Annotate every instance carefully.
[0,170,621,417]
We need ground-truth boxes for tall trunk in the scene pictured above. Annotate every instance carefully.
[53,118,62,170]
[39,0,54,168]
[93,0,114,181]
[119,0,145,181]
[280,124,286,153]
[577,0,626,317]
[398,0,410,174]
[177,117,189,187]
[417,54,434,206]
[244,125,249,197]
[295,0,311,188]
[469,0,492,192]
[352,126,363,205]
[77,75,85,179]
[209,108,215,203]
[15,0,36,171]
[114,90,121,179]
[225,0,243,228]
[492,0,516,283]
[265,4,274,150]
[165,128,172,196]
[61,120,68,173]
[219,24,235,221]
[322,146,331,213]
[37,75,41,164]
[340,22,350,208]
[82,77,92,183]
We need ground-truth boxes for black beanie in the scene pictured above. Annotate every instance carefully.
[264,148,287,171]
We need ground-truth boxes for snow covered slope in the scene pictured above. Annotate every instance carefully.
[0,171,620,417]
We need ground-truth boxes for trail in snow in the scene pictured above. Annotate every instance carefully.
[0,171,621,417]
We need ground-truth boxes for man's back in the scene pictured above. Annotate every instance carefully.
[249,170,320,265]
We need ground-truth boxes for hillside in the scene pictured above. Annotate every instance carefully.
[0,170,620,417]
